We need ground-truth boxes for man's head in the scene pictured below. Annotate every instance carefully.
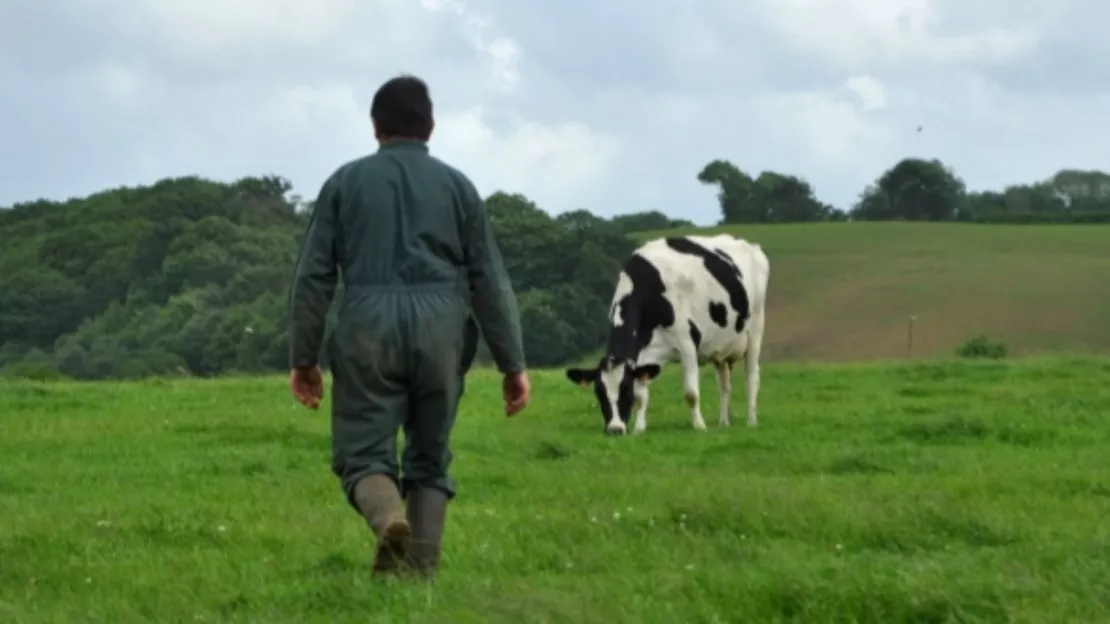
[370,74,434,143]
[566,357,661,435]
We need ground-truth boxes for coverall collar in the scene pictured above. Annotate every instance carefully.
[378,138,429,153]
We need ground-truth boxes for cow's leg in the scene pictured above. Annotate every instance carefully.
[679,344,707,431]
[631,380,650,435]
[745,310,765,427]
[715,361,732,427]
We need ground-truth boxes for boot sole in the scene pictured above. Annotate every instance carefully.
[372,518,413,574]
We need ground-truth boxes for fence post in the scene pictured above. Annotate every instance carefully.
[907,315,917,359]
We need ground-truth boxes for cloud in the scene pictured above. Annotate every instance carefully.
[419,0,522,93]
[750,90,892,170]
[2,0,1109,225]
[844,76,888,112]
[435,107,622,203]
[748,0,1053,69]
[0,0,621,214]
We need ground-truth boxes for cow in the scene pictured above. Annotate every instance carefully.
[565,234,769,436]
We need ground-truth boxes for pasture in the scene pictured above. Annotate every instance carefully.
[3,357,1110,622]
[640,222,1110,362]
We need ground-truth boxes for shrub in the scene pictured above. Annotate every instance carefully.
[956,334,1008,359]
[0,361,71,381]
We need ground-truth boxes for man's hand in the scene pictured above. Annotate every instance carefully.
[502,371,531,417]
[290,366,324,409]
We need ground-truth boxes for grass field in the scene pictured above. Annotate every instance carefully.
[4,357,1110,622]
[638,222,1110,362]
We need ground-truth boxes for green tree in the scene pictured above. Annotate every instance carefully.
[0,268,87,347]
[959,169,1110,223]
[609,211,695,233]
[751,172,839,222]
[556,209,608,232]
[0,176,648,378]
[697,160,758,223]
[852,158,966,221]
[698,160,841,223]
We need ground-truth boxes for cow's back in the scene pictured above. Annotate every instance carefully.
[620,235,768,362]
[633,235,768,308]
[700,235,770,311]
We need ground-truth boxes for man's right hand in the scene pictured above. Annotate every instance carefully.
[502,371,531,417]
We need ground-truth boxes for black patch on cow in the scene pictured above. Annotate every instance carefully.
[565,368,597,386]
[688,320,702,349]
[708,301,728,328]
[574,356,639,431]
[606,254,676,362]
[575,253,679,432]
[714,248,739,270]
[665,237,750,333]
[635,363,662,381]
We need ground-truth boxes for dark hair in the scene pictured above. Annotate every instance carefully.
[370,74,434,141]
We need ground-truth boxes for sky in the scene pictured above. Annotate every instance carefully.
[1,0,1106,225]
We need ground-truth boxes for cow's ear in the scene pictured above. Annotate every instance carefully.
[565,368,597,388]
[633,364,661,383]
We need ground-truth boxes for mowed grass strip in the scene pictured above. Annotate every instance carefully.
[638,222,1110,362]
[2,357,1110,622]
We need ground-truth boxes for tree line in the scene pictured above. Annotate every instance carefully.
[700,158,1110,224]
[1,158,1106,381]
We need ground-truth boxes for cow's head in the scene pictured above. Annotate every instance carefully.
[566,357,661,435]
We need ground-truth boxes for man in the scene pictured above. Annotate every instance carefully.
[286,74,531,579]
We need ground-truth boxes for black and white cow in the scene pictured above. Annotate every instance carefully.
[565,234,770,435]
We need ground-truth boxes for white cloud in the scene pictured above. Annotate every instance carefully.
[751,0,1048,69]
[86,61,149,112]
[419,0,523,93]
[434,107,622,206]
[137,0,358,48]
[749,91,892,172]
[79,63,622,210]
[844,75,888,112]
[1,0,1108,225]
[0,0,619,213]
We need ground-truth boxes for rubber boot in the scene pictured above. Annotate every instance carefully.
[351,474,412,575]
[404,487,449,579]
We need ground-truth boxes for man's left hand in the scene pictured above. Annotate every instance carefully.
[290,366,324,409]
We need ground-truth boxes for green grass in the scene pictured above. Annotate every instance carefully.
[3,357,1110,623]
[636,222,1110,362]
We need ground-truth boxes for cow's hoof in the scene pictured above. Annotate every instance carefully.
[718,419,731,428]
[692,422,708,431]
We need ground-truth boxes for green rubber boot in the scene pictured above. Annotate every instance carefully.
[352,474,412,575]
[404,487,449,579]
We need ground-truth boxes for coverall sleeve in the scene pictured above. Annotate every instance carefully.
[287,176,341,369]
[461,183,527,375]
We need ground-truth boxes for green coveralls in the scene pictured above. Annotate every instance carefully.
[287,139,526,508]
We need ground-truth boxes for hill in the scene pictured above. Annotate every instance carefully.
[3,357,1110,621]
[2,158,1109,380]
[0,176,312,379]
[0,178,681,379]
[635,222,1110,361]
